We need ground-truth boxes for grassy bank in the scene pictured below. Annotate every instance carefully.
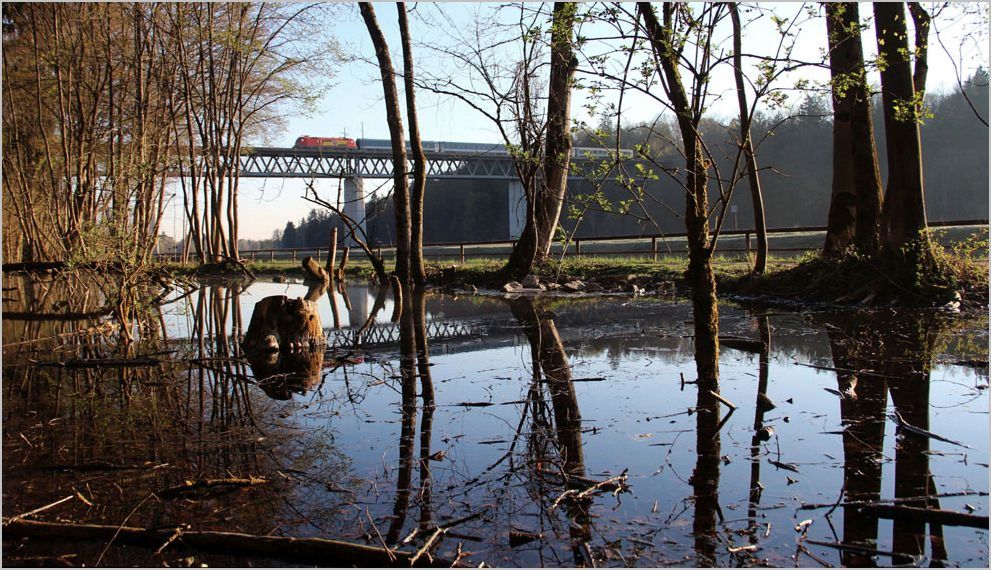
[161,230,987,310]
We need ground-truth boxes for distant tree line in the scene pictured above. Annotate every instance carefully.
[273,71,987,250]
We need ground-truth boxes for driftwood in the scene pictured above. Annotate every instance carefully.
[1,518,461,567]
[302,257,329,283]
[858,504,988,529]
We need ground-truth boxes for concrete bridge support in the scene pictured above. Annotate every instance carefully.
[507,179,526,240]
[343,176,366,247]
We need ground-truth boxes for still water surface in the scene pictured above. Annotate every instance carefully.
[3,274,988,567]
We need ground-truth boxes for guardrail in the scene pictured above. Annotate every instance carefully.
[155,219,988,264]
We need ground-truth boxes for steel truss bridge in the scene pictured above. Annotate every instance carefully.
[237,146,624,180]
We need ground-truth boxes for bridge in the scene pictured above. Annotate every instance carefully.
[237,140,634,243]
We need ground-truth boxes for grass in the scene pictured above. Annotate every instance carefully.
[160,227,987,309]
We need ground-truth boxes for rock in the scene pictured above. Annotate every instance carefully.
[502,281,523,293]
[522,274,540,288]
[757,426,774,441]
[545,282,562,291]
[562,280,585,292]
[585,282,605,293]
[273,275,288,283]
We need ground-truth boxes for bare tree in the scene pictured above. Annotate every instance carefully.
[728,3,768,274]
[360,2,412,288]
[398,5,428,287]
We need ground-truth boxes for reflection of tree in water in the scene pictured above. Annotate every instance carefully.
[824,310,950,565]
[2,277,349,564]
[509,298,591,566]
[386,288,437,547]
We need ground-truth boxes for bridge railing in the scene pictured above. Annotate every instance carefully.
[155,219,988,264]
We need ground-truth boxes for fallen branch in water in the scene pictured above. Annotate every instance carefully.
[156,477,269,498]
[858,504,988,529]
[536,468,628,493]
[549,470,629,510]
[799,490,988,510]
[30,357,161,369]
[890,411,971,448]
[3,496,74,525]
[2,519,461,567]
[805,539,899,558]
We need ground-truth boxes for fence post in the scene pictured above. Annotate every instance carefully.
[745,232,751,258]
[291,250,296,262]
[270,250,275,261]
[460,244,465,264]
[575,240,582,257]
[651,237,658,262]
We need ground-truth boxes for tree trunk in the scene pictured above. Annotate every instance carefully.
[398,6,427,286]
[824,2,884,256]
[504,185,539,279]
[639,2,719,388]
[535,2,578,258]
[360,3,412,287]
[874,2,928,251]
[729,4,768,273]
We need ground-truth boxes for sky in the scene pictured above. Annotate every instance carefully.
[159,2,989,242]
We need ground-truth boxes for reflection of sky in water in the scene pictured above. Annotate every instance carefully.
[4,276,988,566]
[254,289,989,566]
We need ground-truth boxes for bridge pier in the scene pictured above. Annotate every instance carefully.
[343,176,366,246]
[507,179,526,240]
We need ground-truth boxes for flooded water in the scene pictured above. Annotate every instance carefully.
[3,272,988,567]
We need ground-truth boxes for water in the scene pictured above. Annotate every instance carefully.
[3,272,988,567]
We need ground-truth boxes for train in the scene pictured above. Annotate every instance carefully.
[293,136,633,158]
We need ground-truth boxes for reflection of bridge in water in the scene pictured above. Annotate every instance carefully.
[325,319,489,349]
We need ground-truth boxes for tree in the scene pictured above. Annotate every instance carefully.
[728,3,768,274]
[874,2,929,251]
[535,3,578,260]
[638,2,723,387]
[822,2,884,256]
[359,2,413,288]
[398,6,428,286]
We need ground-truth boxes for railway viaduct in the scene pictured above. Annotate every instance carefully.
[236,140,633,245]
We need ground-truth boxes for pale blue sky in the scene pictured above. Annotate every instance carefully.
[159,2,988,241]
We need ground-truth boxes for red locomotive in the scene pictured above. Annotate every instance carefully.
[293,136,357,149]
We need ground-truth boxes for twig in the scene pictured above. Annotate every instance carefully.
[3,496,74,525]
[709,390,737,411]
[366,508,395,563]
[155,477,268,498]
[409,528,445,566]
